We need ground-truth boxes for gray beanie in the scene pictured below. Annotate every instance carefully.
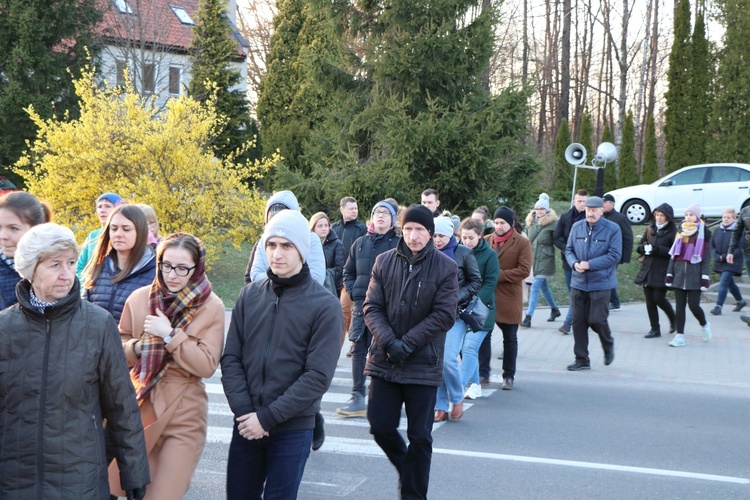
[371,200,397,225]
[15,223,78,281]
[434,216,454,238]
[265,190,300,222]
[534,193,550,211]
[264,210,310,262]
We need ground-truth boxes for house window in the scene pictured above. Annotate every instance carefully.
[170,6,194,25]
[112,0,134,14]
[115,60,127,87]
[143,63,155,94]
[169,67,181,96]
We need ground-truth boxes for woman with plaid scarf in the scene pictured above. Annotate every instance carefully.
[108,233,225,499]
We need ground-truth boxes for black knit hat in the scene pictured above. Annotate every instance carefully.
[493,206,515,227]
[401,204,435,235]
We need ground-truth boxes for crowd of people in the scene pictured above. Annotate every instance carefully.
[0,185,748,499]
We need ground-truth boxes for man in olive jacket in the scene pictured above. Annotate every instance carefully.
[363,204,459,500]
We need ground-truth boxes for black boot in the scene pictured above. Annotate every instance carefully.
[520,315,531,328]
[644,330,661,338]
[312,412,325,451]
[547,308,561,322]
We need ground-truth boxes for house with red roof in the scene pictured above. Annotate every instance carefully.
[95,0,248,110]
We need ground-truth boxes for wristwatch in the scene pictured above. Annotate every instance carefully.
[163,329,175,344]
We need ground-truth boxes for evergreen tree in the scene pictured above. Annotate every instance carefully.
[601,123,617,192]
[576,110,596,192]
[188,0,259,163]
[664,0,693,173]
[708,0,750,161]
[618,111,638,187]
[554,119,573,200]
[0,0,101,185]
[689,9,710,164]
[642,114,659,183]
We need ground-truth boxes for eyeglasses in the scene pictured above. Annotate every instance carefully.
[373,210,391,217]
[158,262,196,277]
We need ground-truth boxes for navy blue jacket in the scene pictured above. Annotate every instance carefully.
[711,222,743,276]
[83,254,156,323]
[565,218,622,291]
[0,258,20,311]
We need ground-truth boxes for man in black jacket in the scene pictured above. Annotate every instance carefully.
[221,210,342,499]
[553,189,588,333]
[603,194,634,310]
[364,205,458,500]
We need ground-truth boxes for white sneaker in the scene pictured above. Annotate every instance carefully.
[669,333,686,347]
[702,322,711,342]
[464,383,482,400]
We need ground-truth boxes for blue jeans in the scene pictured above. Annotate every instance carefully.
[460,329,490,387]
[436,319,467,411]
[226,425,312,500]
[527,277,558,318]
[716,270,743,307]
[564,267,573,325]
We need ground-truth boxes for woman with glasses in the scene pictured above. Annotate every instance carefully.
[109,232,224,499]
[82,204,156,322]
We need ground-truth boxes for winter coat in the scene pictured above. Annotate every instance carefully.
[83,251,157,323]
[711,222,743,276]
[565,218,622,292]
[485,230,533,325]
[667,226,712,290]
[221,266,342,434]
[108,286,225,498]
[452,244,482,312]
[363,239,459,387]
[0,256,20,310]
[471,238,500,331]
[554,206,587,271]
[525,209,558,277]
[321,230,346,292]
[249,232,326,285]
[603,209,635,264]
[634,203,677,289]
[728,205,750,255]
[331,218,367,254]
[0,279,149,499]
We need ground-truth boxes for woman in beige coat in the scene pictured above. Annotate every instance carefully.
[485,207,532,390]
[109,233,225,499]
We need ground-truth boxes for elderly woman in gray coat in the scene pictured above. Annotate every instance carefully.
[0,223,149,499]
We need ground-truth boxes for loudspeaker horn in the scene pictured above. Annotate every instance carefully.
[565,143,587,166]
[593,142,617,164]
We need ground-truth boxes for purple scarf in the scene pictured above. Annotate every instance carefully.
[668,222,706,263]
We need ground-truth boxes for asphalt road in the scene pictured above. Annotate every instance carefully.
[185,317,750,499]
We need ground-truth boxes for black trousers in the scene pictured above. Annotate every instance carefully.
[478,332,491,379]
[571,288,614,364]
[495,322,518,379]
[367,376,437,500]
[674,288,707,333]
[644,286,675,332]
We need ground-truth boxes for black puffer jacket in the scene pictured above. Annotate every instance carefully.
[343,229,398,302]
[444,240,482,314]
[554,206,586,271]
[711,221,743,276]
[332,218,367,254]
[728,205,750,255]
[635,203,677,288]
[604,209,635,264]
[0,279,149,498]
[363,239,458,387]
[83,252,156,322]
[321,230,346,291]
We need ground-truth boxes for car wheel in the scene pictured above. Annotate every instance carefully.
[622,199,650,225]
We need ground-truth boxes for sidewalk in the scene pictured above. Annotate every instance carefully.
[507,303,750,388]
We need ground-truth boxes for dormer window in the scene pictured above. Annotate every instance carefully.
[170,6,195,25]
[112,0,134,14]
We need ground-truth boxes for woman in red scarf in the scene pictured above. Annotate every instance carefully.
[109,233,225,499]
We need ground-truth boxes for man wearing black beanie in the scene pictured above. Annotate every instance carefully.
[363,204,458,499]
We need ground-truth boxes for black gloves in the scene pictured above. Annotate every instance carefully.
[386,338,413,364]
[126,486,147,500]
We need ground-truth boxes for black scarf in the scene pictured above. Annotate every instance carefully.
[267,263,310,297]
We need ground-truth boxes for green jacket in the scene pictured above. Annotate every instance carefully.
[525,209,559,277]
[471,238,500,331]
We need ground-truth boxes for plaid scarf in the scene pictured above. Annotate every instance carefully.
[130,237,212,400]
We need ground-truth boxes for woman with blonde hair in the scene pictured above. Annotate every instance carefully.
[108,233,224,499]
[82,204,156,322]
[136,203,161,247]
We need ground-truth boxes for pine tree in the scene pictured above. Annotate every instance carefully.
[618,111,638,187]
[664,0,693,173]
[708,0,750,161]
[0,0,101,185]
[642,114,659,183]
[188,0,259,163]
[601,123,617,192]
[576,110,596,192]
[689,9,710,164]
[554,119,573,200]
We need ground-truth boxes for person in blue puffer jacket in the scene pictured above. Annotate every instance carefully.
[564,196,621,371]
[82,205,156,323]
